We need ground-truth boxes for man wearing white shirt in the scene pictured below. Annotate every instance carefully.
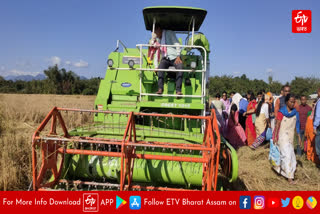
[154,26,183,97]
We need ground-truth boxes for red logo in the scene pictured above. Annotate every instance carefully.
[267,198,280,208]
[292,10,312,33]
[83,193,99,212]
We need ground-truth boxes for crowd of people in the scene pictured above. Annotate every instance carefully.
[210,85,320,184]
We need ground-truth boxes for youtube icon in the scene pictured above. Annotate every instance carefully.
[268,198,280,208]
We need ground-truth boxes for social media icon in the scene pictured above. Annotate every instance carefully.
[239,196,251,209]
[130,196,141,210]
[292,196,304,210]
[306,196,317,209]
[267,198,280,208]
[116,196,126,209]
[254,196,265,209]
[281,198,290,207]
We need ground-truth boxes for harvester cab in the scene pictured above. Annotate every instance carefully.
[31,6,238,191]
[95,6,209,118]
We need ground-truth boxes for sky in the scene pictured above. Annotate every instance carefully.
[0,0,319,83]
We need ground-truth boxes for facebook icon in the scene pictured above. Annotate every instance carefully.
[240,196,251,209]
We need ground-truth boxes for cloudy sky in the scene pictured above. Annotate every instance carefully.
[0,0,318,83]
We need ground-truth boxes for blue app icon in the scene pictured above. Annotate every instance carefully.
[129,196,141,210]
[240,196,251,209]
[281,198,290,207]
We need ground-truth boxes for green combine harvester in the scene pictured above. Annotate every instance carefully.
[31,6,238,191]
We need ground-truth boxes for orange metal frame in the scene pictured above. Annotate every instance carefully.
[32,107,221,191]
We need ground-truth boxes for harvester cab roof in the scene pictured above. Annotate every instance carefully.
[143,6,207,31]
[143,6,210,60]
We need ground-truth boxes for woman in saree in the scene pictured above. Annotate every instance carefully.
[245,91,257,146]
[250,94,271,149]
[273,94,301,184]
[305,100,320,164]
[267,92,275,131]
[223,93,242,137]
[227,104,247,149]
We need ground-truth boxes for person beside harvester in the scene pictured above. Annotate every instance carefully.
[268,92,276,132]
[272,94,301,184]
[238,94,249,131]
[229,91,235,103]
[220,91,231,113]
[211,93,226,114]
[226,104,247,149]
[274,85,299,118]
[245,90,257,146]
[256,91,263,103]
[305,99,320,164]
[250,94,271,149]
[154,26,183,97]
[313,88,320,163]
[211,93,226,133]
[297,95,312,156]
[272,86,284,117]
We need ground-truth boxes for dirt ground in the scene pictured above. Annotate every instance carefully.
[236,145,320,191]
[0,93,319,190]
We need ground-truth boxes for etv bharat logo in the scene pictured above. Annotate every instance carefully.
[83,193,99,212]
[292,10,312,33]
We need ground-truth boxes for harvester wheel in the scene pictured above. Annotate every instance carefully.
[221,147,232,178]
[220,141,238,183]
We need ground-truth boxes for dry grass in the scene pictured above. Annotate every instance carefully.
[1,93,319,190]
[236,145,320,191]
[0,94,95,190]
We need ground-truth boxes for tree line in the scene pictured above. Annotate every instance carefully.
[208,74,320,98]
[0,65,100,95]
[0,66,319,97]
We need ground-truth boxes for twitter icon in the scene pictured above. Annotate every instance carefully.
[281,198,290,207]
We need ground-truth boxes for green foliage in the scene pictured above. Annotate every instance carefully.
[269,81,282,94]
[0,65,101,95]
[43,65,81,94]
[208,75,320,97]
[290,77,320,97]
[209,74,269,96]
[0,65,319,98]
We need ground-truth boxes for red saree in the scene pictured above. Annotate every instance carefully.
[245,100,257,146]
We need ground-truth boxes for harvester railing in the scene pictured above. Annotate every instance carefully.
[32,107,220,191]
[109,44,207,103]
[136,44,207,104]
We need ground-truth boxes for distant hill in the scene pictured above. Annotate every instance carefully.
[4,74,46,82]
[3,74,88,82]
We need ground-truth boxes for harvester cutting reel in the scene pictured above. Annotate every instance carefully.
[31,107,235,191]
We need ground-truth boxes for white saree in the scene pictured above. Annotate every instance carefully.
[273,114,297,179]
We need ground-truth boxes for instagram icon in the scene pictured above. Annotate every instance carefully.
[254,196,265,209]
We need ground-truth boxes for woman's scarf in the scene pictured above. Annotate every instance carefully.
[148,33,161,68]
[279,106,297,118]
[229,93,242,114]
[279,106,300,134]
